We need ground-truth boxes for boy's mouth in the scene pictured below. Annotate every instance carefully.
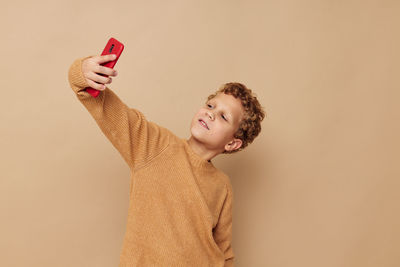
[199,119,209,130]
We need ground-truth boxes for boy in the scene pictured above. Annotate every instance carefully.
[68,54,265,266]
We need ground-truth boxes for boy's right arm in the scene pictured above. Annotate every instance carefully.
[67,55,170,170]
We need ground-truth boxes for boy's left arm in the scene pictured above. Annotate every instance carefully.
[213,184,235,266]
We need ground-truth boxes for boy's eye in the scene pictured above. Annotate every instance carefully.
[222,115,227,121]
[207,104,212,108]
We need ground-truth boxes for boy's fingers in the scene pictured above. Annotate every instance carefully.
[87,79,106,91]
[95,65,118,76]
[95,54,117,64]
[86,71,112,85]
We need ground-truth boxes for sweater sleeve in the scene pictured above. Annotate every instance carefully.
[213,184,235,266]
[67,56,170,170]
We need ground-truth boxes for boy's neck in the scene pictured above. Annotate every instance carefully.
[186,136,220,162]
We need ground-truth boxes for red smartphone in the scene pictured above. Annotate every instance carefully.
[85,37,124,97]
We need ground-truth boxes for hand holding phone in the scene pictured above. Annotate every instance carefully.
[85,37,124,97]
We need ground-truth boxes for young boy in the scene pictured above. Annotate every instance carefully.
[68,54,265,266]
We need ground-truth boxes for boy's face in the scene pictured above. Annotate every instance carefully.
[189,92,245,153]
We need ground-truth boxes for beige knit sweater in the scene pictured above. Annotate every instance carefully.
[68,57,235,266]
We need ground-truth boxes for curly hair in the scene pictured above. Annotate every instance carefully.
[206,82,266,154]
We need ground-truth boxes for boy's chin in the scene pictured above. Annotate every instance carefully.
[189,129,210,144]
[188,134,227,154]
[189,130,220,148]
[189,130,206,143]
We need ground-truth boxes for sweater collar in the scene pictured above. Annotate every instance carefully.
[182,139,215,169]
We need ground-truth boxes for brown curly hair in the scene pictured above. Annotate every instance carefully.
[206,82,266,154]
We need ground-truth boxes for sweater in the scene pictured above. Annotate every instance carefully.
[68,56,235,267]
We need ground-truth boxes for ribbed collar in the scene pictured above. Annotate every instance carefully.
[182,139,216,170]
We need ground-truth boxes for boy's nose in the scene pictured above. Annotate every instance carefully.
[207,111,214,120]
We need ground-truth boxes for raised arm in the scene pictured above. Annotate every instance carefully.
[67,55,170,170]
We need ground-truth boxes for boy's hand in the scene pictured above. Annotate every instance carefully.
[82,54,118,91]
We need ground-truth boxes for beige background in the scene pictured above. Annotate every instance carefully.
[1,0,399,266]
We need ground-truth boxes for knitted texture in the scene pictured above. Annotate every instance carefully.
[68,57,235,266]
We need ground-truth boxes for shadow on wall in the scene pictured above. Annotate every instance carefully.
[218,139,270,194]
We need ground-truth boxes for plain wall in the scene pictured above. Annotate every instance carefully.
[1,0,399,266]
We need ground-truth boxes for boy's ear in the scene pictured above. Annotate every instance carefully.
[224,138,243,152]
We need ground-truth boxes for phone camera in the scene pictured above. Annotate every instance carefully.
[109,44,115,53]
